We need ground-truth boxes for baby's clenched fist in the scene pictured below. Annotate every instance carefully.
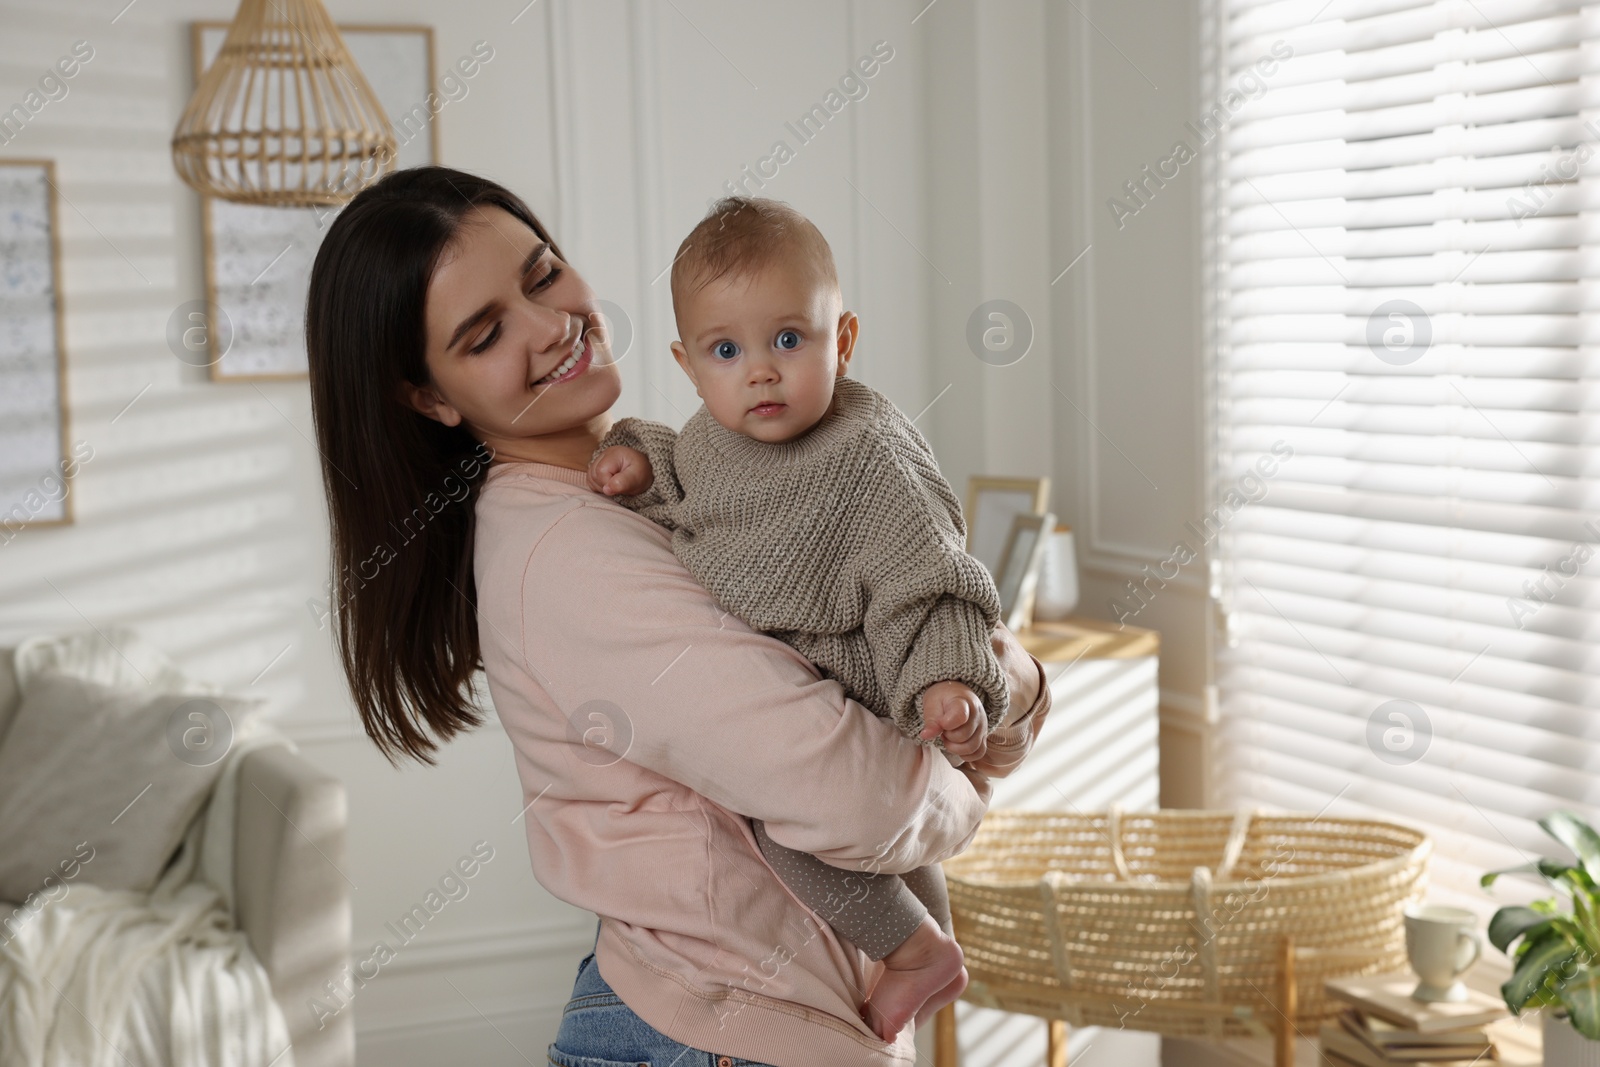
[588,445,653,497]
[917,680,989,764]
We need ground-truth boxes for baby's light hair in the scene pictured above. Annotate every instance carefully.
[670,197,838,308]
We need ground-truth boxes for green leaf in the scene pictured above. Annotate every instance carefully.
[1503,937,1580,1012]
[1542,811,1600,886]
[1489,907,1556,954]
[1482,859,1581,889]
[1558,963,1600,1040]
[1544,858,1590,884]
[1529,987,1564,1010]
[1484,862,1537,888]
[1556,867,1600,905]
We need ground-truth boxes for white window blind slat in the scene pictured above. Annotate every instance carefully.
[1229,0,1589,56]
[1229,11,1588,83]
[1226,347,1599,374]
[1210,0,1600,912]
[1235,506,1593,565]
[1232,153,1591,200]
[1227,123,1599,174]
[1222,254,1585,288]
[1224,687,1600,795]
[1229,293,1599,320]
[1223,650,1600,761]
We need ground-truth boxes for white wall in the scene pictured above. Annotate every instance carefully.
[0,0,1203,1061]
[917,0,1213,815]
[1044,0,1212,811]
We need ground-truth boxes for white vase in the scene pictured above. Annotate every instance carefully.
[1032,526,1079,622]
[1546,1012,1600,1067]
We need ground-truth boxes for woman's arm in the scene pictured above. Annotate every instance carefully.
[521,501,1015,875]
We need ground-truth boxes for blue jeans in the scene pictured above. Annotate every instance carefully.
[547,921,779,1067]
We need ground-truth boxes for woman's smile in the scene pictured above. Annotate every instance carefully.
[534,326,594,386]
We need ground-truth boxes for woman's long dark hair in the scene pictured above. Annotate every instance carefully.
[305,166,563,765]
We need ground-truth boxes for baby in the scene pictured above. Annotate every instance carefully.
[586,197,1009,1041]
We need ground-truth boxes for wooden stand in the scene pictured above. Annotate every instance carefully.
[1048,1019,1070,1067]
[1276,936,1296,1067]
[934,1003,958,1064]
[931,936,1301,1067]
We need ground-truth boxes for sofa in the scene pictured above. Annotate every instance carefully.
[0,637,355,1067]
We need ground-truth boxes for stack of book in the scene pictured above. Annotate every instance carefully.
[1319,974,1517,1067]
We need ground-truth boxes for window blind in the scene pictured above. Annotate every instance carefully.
[1208,0,1600,912]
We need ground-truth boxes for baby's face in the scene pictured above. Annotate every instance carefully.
[670,259,855,444]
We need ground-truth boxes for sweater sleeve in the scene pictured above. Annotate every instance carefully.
[592,417,687,530]
[522,501,994,875]
[856,432,1011,741]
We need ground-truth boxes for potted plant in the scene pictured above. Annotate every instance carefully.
[1481,810,1600,1067]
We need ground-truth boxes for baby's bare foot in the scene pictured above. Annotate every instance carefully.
[913,967,969,1031]
[861,916,966,1042]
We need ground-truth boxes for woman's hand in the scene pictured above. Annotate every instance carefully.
[960,622,1050,779]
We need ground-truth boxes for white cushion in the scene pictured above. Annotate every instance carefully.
[0,628,263,901]
[14,626,200,696]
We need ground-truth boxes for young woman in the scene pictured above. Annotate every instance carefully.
[304,166,1053,1066]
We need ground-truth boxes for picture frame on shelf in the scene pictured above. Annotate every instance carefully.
[193,23,438,381]
[0,158,73,530]
[994,511,1055,631]
[965,475,1051,580]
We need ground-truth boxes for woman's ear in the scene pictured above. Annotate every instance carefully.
[835,311,859,375]
[397,380,464,427]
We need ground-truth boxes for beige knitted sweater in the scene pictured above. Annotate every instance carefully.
[592,375,1009,741]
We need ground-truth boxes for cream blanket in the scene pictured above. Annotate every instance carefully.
[0,721,296,1067]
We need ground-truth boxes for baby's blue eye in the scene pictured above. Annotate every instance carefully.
[776,330,801,350]
[713,340,740,360]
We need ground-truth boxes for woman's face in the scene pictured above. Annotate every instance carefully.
[407,205,622,458]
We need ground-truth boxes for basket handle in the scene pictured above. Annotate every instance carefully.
[1039,869,1078,1003]
[1189,866,1221,1010]
[1108,806,1133,881]
[1214,809,1256,882]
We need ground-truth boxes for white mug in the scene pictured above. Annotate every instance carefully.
[1404,903,1481,1003]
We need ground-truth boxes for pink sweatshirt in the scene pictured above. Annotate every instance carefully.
[473,459,1053,1066]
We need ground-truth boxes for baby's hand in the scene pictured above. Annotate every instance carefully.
[588,445,653,497]
[917,680,988,764]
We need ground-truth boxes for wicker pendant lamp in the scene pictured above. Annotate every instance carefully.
[172,0,397,207]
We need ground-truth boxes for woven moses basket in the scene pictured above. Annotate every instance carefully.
[941,808,1431,1039]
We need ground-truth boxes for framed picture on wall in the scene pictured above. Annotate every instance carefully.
[965,475,1051,580]
[0,159,73,530]
[192,23,438,381]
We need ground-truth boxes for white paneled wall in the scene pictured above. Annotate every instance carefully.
[1044,0,1212,812]
[0,0,1200,1062]
[558,0,937,437]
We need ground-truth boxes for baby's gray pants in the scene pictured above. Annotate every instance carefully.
[749,817,953,961]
